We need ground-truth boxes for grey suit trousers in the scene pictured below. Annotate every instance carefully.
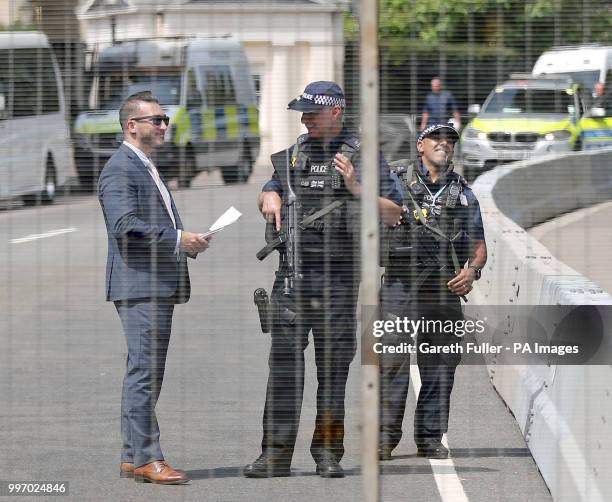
[115,298,175,468]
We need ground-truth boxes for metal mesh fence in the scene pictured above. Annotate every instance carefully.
[1,1,611,501]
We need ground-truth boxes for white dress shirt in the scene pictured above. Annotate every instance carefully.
[123,141,181,255]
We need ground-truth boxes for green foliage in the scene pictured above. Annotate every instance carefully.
[378,0,491,42]
[346,0,612,59]
[343,0,612,113]
[0,20,36,32]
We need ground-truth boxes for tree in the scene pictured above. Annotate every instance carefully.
[344,0,612,113]
[348,0,611,59]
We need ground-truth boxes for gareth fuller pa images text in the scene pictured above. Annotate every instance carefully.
[370,317,580,356]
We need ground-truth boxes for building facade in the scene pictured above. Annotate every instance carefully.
[0,0,33,27]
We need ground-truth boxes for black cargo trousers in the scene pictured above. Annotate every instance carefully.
[261,265,358,465]
[378,274,463,451]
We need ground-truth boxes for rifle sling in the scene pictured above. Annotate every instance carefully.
[256,199,345,260]
[406,190,462,273]
[298,200,345,230]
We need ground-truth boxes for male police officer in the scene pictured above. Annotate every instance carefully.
[420,78,461,131]
[244,81,401,478]
[378,123,486,460]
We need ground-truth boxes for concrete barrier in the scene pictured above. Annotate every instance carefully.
[465,148,612,501]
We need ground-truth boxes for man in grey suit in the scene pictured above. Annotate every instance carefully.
[98,91,209,484]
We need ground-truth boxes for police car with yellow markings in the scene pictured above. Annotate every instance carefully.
[459,74,584,178]
[533,44,612,152]
[73,36,260,189]
[580,110,612,150]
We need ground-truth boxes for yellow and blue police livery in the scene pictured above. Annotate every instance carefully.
[73,36,260,189]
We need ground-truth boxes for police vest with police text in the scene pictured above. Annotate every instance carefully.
[275,133,360,259]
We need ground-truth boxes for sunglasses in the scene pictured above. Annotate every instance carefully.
[130,115,170,126]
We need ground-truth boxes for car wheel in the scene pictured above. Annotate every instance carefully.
[41,163,57,204]
[23,159,56,206]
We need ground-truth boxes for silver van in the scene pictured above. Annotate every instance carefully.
[0,32,75,204]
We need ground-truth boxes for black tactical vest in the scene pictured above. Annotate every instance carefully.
[385,161,469,275]
[273,132,360,261]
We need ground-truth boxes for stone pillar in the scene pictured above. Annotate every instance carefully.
[266,43,295,155]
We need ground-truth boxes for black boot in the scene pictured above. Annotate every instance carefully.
[315,452,344,478]
[243,453,291,478]
[416,443,449,459]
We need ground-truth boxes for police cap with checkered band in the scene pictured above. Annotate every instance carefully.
[287,81,346,112]
[417,123,460,143]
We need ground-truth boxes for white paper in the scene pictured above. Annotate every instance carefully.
[203,206,242,237]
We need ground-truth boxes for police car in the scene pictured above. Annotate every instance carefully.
[533,45,612,151]
[73,36,260,189]
[459,74,584,178]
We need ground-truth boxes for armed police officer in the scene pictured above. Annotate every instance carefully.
[378,124,487,460]
[245,81,402,478]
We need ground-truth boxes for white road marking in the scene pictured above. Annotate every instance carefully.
[410,360,469,502]
[10,227,77,244]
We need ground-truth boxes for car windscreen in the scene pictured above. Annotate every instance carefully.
[482,88,576,115]
[97,74,181,110]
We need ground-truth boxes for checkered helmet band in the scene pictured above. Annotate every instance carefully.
[299,93,346,108]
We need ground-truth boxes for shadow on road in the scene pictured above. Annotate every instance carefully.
[185,462,499,480]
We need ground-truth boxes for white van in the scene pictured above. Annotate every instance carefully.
[533,44,612,94]
[0,32,75,204]
[73,36,260,188]
[533,45,612,150]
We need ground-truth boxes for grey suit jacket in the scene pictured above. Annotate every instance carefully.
[98,143,190,303]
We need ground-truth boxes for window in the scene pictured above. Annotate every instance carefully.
[564,71,600,94]
[0,50,8,119]
[252,74,262,105]
[9,47,60,117]
[201,66,236,107]
[186,69,202,109]
[483,88,574,115]
[97,72,181,109]
[98,70,181,110]
[12,48,40,117]
[126,75,181,105]
[42,49,60,113]
[98,74,125,110]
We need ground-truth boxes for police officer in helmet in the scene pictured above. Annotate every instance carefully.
[245,81,402,478]
[378,123,487,460]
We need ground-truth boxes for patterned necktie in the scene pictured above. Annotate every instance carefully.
[148,160,177,229]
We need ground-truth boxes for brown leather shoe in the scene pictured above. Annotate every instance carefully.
[133,461,189,485]
[120,463,134,479]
